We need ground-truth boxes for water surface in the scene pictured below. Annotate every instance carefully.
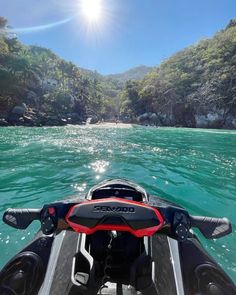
[0,125,236,281]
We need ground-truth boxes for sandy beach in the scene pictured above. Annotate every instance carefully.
[88,122,134,128]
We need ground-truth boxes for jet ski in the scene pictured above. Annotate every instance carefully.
[0,179,235,295]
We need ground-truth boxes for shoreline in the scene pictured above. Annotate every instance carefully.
[1,122,236,131]
[88,122,134,128]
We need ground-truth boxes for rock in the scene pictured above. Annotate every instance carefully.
[195,112,224,128]
[23,115,36,125]
[0,118,8,126]
[66,113,82,124]
[157,112,173,126]
[43,115,68,126]
[11,105,27,116]
[18,117,24,124]
[232,119,236,128]
[7,113,21,125]
[138,113,149,122]
[195,115,209,128]
[90,116,99,124]
[8,104,28,125]
[224,116,236,129]
[150,113,158,120]
[138,112,160,126]
[48,115,58,121]
[7,113,15,124]
[45,115,60,126]
[149,113,159,125]
[32,112,45,125]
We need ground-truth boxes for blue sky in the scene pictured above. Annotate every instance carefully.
[1,0,236,74]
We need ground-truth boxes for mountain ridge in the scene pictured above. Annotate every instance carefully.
[106,65,153,82]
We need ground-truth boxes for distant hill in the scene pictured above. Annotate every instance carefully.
[106,65,153,82]
[79,67,103,80]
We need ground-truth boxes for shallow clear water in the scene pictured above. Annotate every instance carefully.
[0,125,236,281]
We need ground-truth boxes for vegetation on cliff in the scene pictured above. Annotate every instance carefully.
[0,16,119,125]
[120,19,236,128]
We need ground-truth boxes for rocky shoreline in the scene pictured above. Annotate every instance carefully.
[135,111,236,129]
[0,104,85,127]
[1,105,236,129]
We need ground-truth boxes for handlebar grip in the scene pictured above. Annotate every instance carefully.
[190,216,232,239]
[3,208,41,229]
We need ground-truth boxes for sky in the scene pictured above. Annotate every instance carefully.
[0,0,236,75]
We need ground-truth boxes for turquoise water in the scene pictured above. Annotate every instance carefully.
[0,125,236,282]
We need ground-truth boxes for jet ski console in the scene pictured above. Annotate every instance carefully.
[0,179,235,295]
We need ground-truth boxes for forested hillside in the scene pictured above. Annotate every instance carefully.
[120,19,236,128]
[0,16,119,126]
[0,16,236,128]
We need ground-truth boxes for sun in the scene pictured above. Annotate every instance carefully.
[80,0,102,23]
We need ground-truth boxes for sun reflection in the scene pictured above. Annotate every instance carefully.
[72,183,87,192]
[91,160,109,173]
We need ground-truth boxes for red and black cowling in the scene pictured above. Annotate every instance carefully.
[66,198,164,237]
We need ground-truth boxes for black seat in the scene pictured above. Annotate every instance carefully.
[0,252,43,295]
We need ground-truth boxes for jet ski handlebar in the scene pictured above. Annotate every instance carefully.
[3,208,41,230]
[190,215,232,239]
[2,199,232,240]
